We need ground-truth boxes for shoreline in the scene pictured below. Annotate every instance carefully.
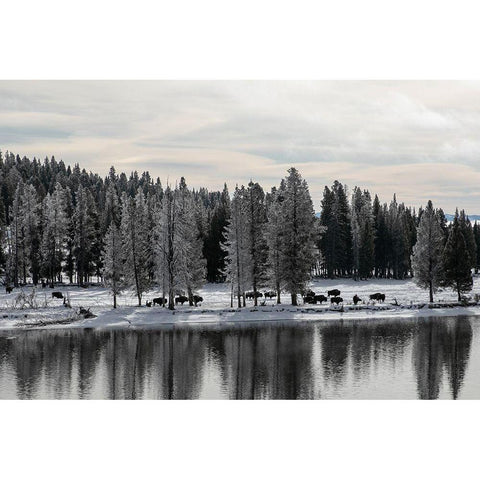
[1,302,480,331]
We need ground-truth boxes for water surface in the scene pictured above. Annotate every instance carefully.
[0,316,478,399]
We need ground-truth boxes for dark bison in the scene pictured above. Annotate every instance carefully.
[353,294,362,305]
[5,286,13,294]
[175,295,188,305]
[264,291,276,299]
[246,291,263,300]
[152,297,167,306]
[193,295,203,306]
[52,291,63,299]
[327,289,341,297]
[369,293,385,302]
[146,301,152,307]
[314,294,328,304]
[303,295,316,304]
[330,296,343,305]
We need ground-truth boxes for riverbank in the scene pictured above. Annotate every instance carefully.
[1,277,479,330]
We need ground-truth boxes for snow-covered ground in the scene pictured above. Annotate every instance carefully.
[1,277,480,330]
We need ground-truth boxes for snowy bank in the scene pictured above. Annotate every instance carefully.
[1,277,480,330]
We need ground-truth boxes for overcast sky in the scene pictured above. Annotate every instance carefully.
[1,80,480,213]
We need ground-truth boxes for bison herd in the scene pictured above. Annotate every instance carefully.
[3,284,387,309]
[302,289,386,306]
[146,295,204,308]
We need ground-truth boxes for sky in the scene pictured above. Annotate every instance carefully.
[1,80,480,214]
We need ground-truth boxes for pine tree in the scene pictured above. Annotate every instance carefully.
[73,185,97,286]
[204,184,230,282]
[442,213,473,301]
[223,186,250,308]
[102,223,123,308]
[277,168,317,305]
[458,210,477,270]
[473,221,480,273]
[121,191,150,306]
[245,181,268,306]
[176,178,206,305]
[358,191,375,279]
[265,185,285,304]
[319,180,352,277]
[373,196,388,277]
[411,200,445,302]
[20,184,41,285]
[9,182,26,287]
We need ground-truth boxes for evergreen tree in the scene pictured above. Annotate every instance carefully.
[102,223,123,308]
[473,221,480,273]
[73,185,97,286]
[8,182,26,286]
[21,184,41,285]
[319,181,352,277]
[222,186,250,308]
[204,184,230,282]
[442,213,473,301]
[265,185,285,304]
[411,200,445,302]
[121,191,150,306]
[176,178,207,305]
[277,168,317,305]
[458,210,477,270]
[245,181,268,306]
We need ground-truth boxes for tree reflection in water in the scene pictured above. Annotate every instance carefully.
[0,316,473,399]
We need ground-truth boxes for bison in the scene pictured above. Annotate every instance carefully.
[246,291,263,300]
[369,293,385,302]
[314,294,328,304]
[353,294,361,305]
[152,297,167,306]
[5,286,13,294]
[327,289,341,297]
[330,296,343,305]
[52,291,63,299]
[146,301,152,307]
[175,295,188,305]
[303,295,316,304]
[264,291,276,299]
[193,295,203,306]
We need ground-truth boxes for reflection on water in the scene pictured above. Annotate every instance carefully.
[0,316,477,399]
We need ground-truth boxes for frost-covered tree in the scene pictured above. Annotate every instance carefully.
[265,184,285,304]
[20,184,41,285]
[245,181,268,306]
[102,223,123,308]
[442,213,473,301]
[411,200,445,302]
[73,185,97,286]
[121,191,150,306]
[8,182,26,286]
[223,186,250,308]
[458,210,476,270]
[153,185,190,310]
[278,168,317,305]
[176,178,206,305]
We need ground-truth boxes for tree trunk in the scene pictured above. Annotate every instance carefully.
[429,281,433,303]
[291,292,297,306]
[113,293,117,309]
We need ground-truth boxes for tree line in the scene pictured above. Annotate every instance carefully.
[0,151,478,307]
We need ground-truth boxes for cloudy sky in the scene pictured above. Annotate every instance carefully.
[1,80,480,213]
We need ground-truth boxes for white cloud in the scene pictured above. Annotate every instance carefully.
[1,80,480,213]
